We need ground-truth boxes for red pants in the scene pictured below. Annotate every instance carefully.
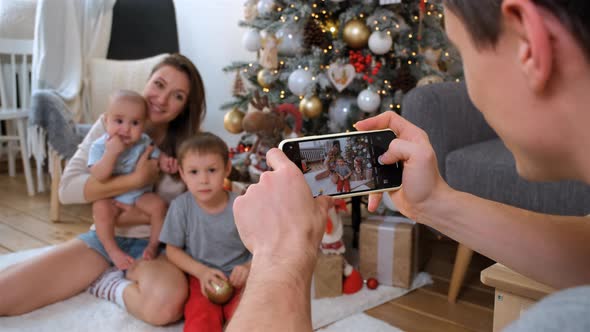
[337,178,350,192]
[184,276,242,332]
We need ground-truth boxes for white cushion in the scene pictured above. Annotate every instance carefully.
[87,53,168,122]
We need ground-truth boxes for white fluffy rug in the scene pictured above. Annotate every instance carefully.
[319,313,403,332]
[0,247,430,331]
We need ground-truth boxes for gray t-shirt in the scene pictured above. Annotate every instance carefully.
[504,285,590,331]
[334,164,352,177]
[159,191,251,276]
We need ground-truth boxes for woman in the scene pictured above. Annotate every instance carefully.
[0,54,205,326]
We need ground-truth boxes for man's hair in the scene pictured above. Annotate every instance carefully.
[443,0,590,59]
[177,132,229,166]
[109,89,147,114]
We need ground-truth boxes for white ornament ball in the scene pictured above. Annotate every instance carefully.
[288,69,313,96]
[276,27,303,56]
[242,29,261,52]
[357,89,381,113]
[329,96,356,128]
[368,31,393,55]
[257,0,275,15]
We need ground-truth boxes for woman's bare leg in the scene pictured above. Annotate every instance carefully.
[124,255,188,326]
[0,239,109,316]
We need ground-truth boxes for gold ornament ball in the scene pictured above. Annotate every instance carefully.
[224,108,245,134]
[257,68,275,88]
[299,96,323,118]
[206,279,235,305]
[343,19,370,49]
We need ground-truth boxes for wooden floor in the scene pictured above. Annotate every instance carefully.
[0,173,494,331]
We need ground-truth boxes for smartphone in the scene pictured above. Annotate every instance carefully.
[278,129,402,198]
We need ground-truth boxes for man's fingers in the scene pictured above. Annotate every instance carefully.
[379,138,416,165]
[367,193,383,212]
[265,148,295,171]
[315,196,333,215]
[354,111,411,136]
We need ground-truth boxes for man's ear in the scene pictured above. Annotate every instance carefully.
[502,0,553,92]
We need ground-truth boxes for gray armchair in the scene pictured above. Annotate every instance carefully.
[401,82,590,302]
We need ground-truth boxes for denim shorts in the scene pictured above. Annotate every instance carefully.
[78,230,160,265]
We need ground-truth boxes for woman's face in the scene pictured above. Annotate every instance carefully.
[143,65,191,126]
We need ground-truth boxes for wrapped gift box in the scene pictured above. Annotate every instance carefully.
[312,252,343,299]
[359,215,418,288]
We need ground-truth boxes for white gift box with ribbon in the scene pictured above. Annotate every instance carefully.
[359,215,419,288]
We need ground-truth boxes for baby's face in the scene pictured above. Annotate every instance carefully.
[105,99,147,146]
[337,159,346,166]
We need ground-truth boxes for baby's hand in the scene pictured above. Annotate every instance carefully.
[229,264,250,288]
[105,135,126,156]
[158,153,179,174]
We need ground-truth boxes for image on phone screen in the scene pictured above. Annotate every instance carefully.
[282,130,402,197]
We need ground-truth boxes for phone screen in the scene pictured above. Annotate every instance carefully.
[281,130,403,197]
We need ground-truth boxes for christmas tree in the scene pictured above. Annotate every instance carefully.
[223,0,461,181]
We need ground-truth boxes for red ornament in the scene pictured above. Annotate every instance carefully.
[366,278,379,290]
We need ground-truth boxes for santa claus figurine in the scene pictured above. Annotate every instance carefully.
[320,200,348,255]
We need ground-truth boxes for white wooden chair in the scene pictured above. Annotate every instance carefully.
[0,38,35,196]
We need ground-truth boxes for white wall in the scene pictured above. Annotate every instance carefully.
[174,0,255,147]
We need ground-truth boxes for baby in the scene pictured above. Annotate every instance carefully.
[88,90,170,270]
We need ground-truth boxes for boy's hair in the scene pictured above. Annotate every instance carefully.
[443,0,590,59]
[109,89,147,115]
[177,132,229,166]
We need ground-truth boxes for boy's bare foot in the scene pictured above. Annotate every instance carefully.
[142,242,159,260]
[110,250,134,270]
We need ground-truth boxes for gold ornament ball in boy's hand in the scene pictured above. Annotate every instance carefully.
[206,279,235,305]
[299,95,323,118]
[343,19,370,49]
[224,108,245,134]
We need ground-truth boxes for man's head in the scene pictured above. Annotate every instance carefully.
[443,0,590,181]
[104,90,147,147]
[177,133,231,205]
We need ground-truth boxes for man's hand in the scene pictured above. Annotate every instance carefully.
[229,264,250,288]
[233,148,331,272]
[354,111,450,220]
[105,134,126,156]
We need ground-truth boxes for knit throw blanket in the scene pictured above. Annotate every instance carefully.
[28,90,89,160]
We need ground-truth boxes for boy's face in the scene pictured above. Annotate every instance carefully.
[337,159,345,166]
[105,99,146,146]
[179,151,231,205]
